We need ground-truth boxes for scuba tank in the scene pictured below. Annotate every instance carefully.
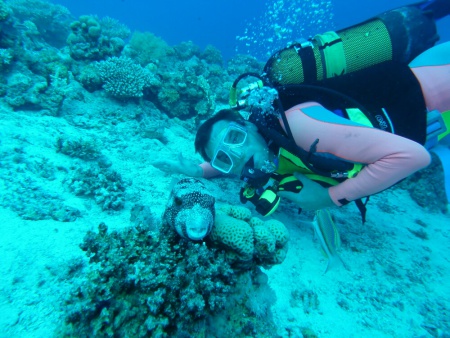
[264,5,439,87]
[261,4,441,145]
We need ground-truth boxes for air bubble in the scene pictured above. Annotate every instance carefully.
[235,0,335,60]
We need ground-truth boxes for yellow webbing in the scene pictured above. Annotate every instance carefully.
[278,148,363,181]
[314,31,347,79]
[438,110,450,141]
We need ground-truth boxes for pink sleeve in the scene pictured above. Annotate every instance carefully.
[199,162,222,179]
[283,103,431,206]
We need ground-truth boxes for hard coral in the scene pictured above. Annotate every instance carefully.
[67,15,126,61]
[124,31,172,66]
[8,0,71,48]
[66,164,126,211]
[63,222,236,337]
[95,56,160,99]
[209,204,290,269]
[0,0,11,22]
[210,213,254,264]
[154,55,217,119]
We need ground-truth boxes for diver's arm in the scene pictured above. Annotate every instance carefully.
[199,162,223,178]
[153,154,203,177]
[284,103,431,206]
[153,154,222,179]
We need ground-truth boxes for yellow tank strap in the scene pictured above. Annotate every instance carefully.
[314,31,347,79]
[346,108,374,127]
[438,110,450,141]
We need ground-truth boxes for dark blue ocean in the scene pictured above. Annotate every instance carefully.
[51,0,450,61]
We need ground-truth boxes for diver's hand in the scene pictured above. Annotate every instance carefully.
[153,153,203,177]
[277,172,335,210]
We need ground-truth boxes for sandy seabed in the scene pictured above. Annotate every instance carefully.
[0,107,449,338]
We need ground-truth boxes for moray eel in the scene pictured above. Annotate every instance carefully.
[163,178,215,241]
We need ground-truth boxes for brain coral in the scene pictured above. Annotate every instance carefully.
[209,204,289,269]
[253,225,276,259]
[265,219,290,247]
[209,213,254,264]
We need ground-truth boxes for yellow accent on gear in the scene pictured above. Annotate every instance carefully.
[276,148,363,184]
[261,189,280,217]
[438,110,450,141]
[266,19,393,86]
[346,108,373,127]
[229,86,238,106]
[303,173,339,186]
[346,163,364,178]
[314,31,347,78]
[277,148,310,175]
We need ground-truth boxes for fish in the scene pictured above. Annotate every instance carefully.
[163,178,215,241]
[312,209,350,274]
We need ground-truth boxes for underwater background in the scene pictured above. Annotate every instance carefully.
[51,0,450,60]
[0,0,449,337]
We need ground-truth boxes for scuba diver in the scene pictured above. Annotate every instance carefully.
[154,0,450,221]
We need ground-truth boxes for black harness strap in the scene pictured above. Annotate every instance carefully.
[296,44,317,84]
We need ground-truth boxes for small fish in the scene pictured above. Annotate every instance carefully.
[164,178,215,241]
[312,209,349,274]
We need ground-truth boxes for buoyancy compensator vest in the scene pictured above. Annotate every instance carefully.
[229,73,371,221]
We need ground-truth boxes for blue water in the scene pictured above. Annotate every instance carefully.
[2,1,450,336]
[51,0,450,60]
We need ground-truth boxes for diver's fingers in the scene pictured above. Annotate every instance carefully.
[277,190,299,200]
[178,153,190,165]
[152,159,178,171]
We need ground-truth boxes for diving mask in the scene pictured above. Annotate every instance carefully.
[211,122,247,174]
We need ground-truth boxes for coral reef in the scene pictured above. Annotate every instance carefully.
[65,164,127,211]
[0,0,265,118]
[62,220,278,337]
[0,142,81,221]
[56,135,103,161]
[7,0,72,48]
[95,56,160,99]
[0,0,11,22]
[153,55,218,118]
[67,15,127,61]
[1,29,76,115]
[398,153,447,213]
[209,204,290,269]
[0,48,13,71]
[123,31,172,66]
[98,16,130,40]
[2,171,80,221]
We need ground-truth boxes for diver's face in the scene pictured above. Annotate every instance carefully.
[205,120,271,176]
